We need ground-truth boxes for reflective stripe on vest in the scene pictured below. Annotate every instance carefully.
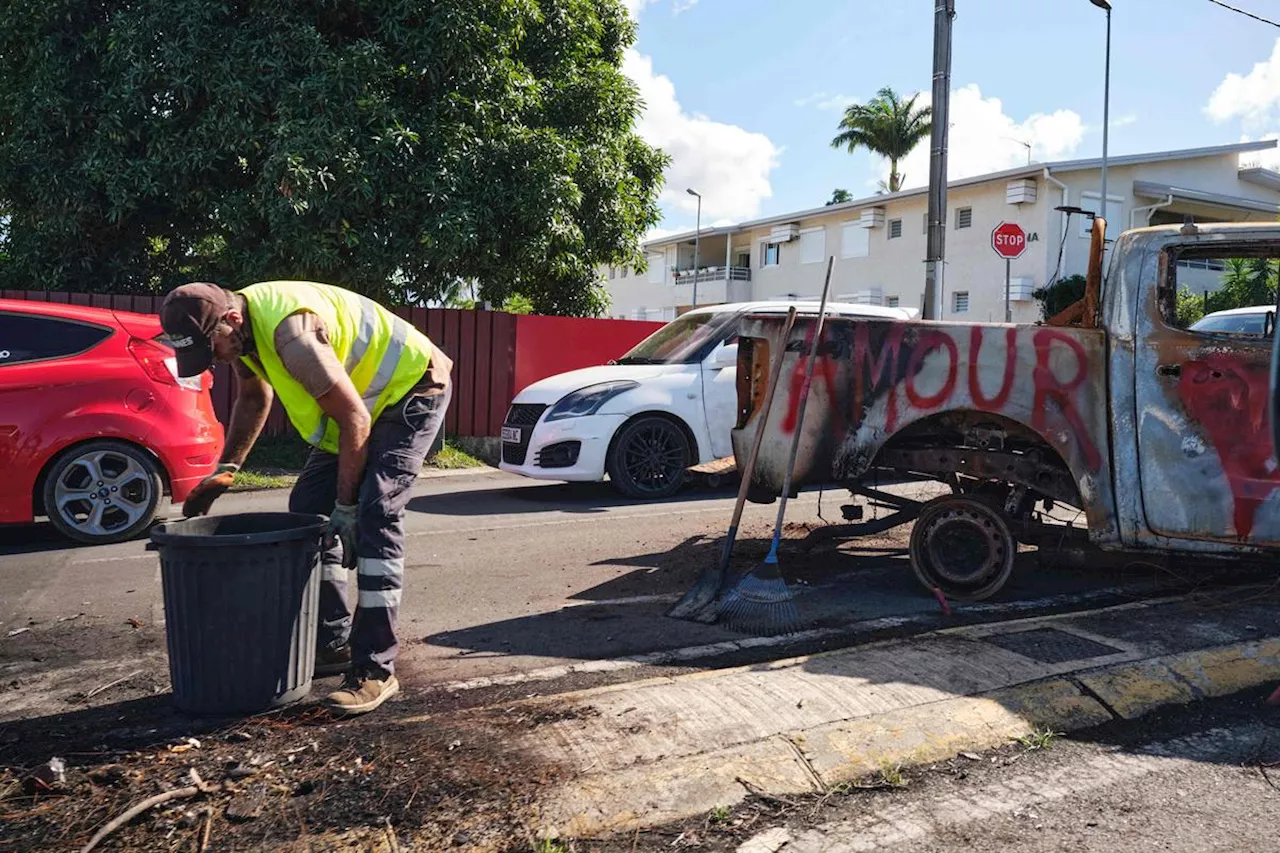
[306,312,411,445]
[238,281,433,453]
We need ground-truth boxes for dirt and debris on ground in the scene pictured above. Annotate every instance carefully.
[0,687,570,853]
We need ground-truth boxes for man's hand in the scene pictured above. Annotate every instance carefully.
[326,503,359,569]
[182,463,239,518]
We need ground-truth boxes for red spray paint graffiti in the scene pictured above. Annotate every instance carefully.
[776,322,1103,474]
[1031,330,1102,471]
[1176,354,1280,539]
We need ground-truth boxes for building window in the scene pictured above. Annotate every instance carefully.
[1176,257,1227,271]
[800,228,826,264]
[886,296,900,308]
[609,266,617,280]
[647,253,665,284]
[1079,193,1124,237]
[888,219,903,239]
[953,291,970,314]
[762,242,781,267]
[955,207,973,229]
[842,222,870,258]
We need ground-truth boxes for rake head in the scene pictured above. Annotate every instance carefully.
[715,565,803,637]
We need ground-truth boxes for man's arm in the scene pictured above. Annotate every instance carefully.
[221,362,275,467]
[316,374,372,505]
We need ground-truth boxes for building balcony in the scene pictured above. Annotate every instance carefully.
[673,266,751,284]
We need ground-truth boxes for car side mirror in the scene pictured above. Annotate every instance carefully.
[710,342,739,370]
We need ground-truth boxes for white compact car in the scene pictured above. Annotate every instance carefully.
[1189,304,1274,336]
[498,300,918,498]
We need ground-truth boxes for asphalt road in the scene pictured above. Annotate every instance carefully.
[0,469,1256,720]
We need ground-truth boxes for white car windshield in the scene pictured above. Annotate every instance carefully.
[1190,312,1270,335]
[615,311,738,365]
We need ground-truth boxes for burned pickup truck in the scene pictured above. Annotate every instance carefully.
[731,221,1280,601]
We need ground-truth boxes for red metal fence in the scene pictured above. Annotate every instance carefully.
[3,290,662,438]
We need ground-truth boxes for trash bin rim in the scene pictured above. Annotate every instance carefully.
[149,512,329,549]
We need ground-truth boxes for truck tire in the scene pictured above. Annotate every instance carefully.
[909,495,1015,601]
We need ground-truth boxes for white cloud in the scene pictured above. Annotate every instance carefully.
[624,49,781,222]
[1111,113,1139,129]
[890,84,1085,190]
[1207,38,1280,129]
[643,225,690,244]
[625,0,697,17]
[795,92,859,114]
[1240,133,1280,170]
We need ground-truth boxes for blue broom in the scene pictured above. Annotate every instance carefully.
[668,306,799,623]
[718,256,834,636]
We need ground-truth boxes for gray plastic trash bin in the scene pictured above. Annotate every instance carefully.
[149,512,327,715]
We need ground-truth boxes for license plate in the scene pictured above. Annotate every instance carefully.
[501,426,522,443]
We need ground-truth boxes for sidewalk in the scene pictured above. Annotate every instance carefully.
[502,591,1280,837]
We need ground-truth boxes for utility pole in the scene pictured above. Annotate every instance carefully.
[923,0,956,320]
[687,188,702,308]
[1092,0,1112,221]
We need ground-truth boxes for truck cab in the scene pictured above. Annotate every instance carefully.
[732,222,1280,599]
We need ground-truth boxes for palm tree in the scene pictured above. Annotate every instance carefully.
[831,87,932,194]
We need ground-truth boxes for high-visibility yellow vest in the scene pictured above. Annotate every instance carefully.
[238,281,433,452]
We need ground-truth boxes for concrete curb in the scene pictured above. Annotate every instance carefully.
[536,635,1280,839]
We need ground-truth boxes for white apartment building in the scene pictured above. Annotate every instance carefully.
[604,140,1280,323]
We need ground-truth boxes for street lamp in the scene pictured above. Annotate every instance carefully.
[687,188,702,308]
[1091,0,1112,230]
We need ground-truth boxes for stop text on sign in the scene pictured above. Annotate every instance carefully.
[991,222,1028,259]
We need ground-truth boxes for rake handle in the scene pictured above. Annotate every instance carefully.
[725,306,799,536]
[768,256,835,554]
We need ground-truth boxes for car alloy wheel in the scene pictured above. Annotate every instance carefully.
[43,440,163,544]
[608,416,691,500]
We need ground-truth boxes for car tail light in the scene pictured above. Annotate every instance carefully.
[128,337,203,391]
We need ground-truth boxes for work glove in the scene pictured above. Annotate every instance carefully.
[182,463,238,518]
[326,503,359,569]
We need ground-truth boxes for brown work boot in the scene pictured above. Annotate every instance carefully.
[313,644,351,678]
[324,671,400,717]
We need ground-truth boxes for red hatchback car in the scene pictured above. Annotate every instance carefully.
[0,299,224,544]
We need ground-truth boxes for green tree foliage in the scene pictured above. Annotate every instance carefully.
[1032,274,1086,320]
[826,188,853,206]
[1174,257,1278,327]
[0,0,667,316]
[830,88,932,194]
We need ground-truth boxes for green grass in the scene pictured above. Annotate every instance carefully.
[531,840,571,853]
[1017,727,1061,751]
[430,440,485,470]
[230,470,298,492]
[709,805,731,823]
[226,435,484,492]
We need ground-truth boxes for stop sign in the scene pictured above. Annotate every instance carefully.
[991,222,1027,259]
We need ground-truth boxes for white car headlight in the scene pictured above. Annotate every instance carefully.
[545,381,638,422]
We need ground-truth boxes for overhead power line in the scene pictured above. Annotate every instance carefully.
[1206,0,1280,28]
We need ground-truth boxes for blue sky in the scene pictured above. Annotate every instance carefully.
[624,0,1280,238]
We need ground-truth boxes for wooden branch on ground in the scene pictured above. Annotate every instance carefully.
[80,770,219,853]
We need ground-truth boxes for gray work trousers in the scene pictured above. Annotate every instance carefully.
[288,385,450,677]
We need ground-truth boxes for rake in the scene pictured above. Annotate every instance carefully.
[718,256,834,636]
[667,306,799,622]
